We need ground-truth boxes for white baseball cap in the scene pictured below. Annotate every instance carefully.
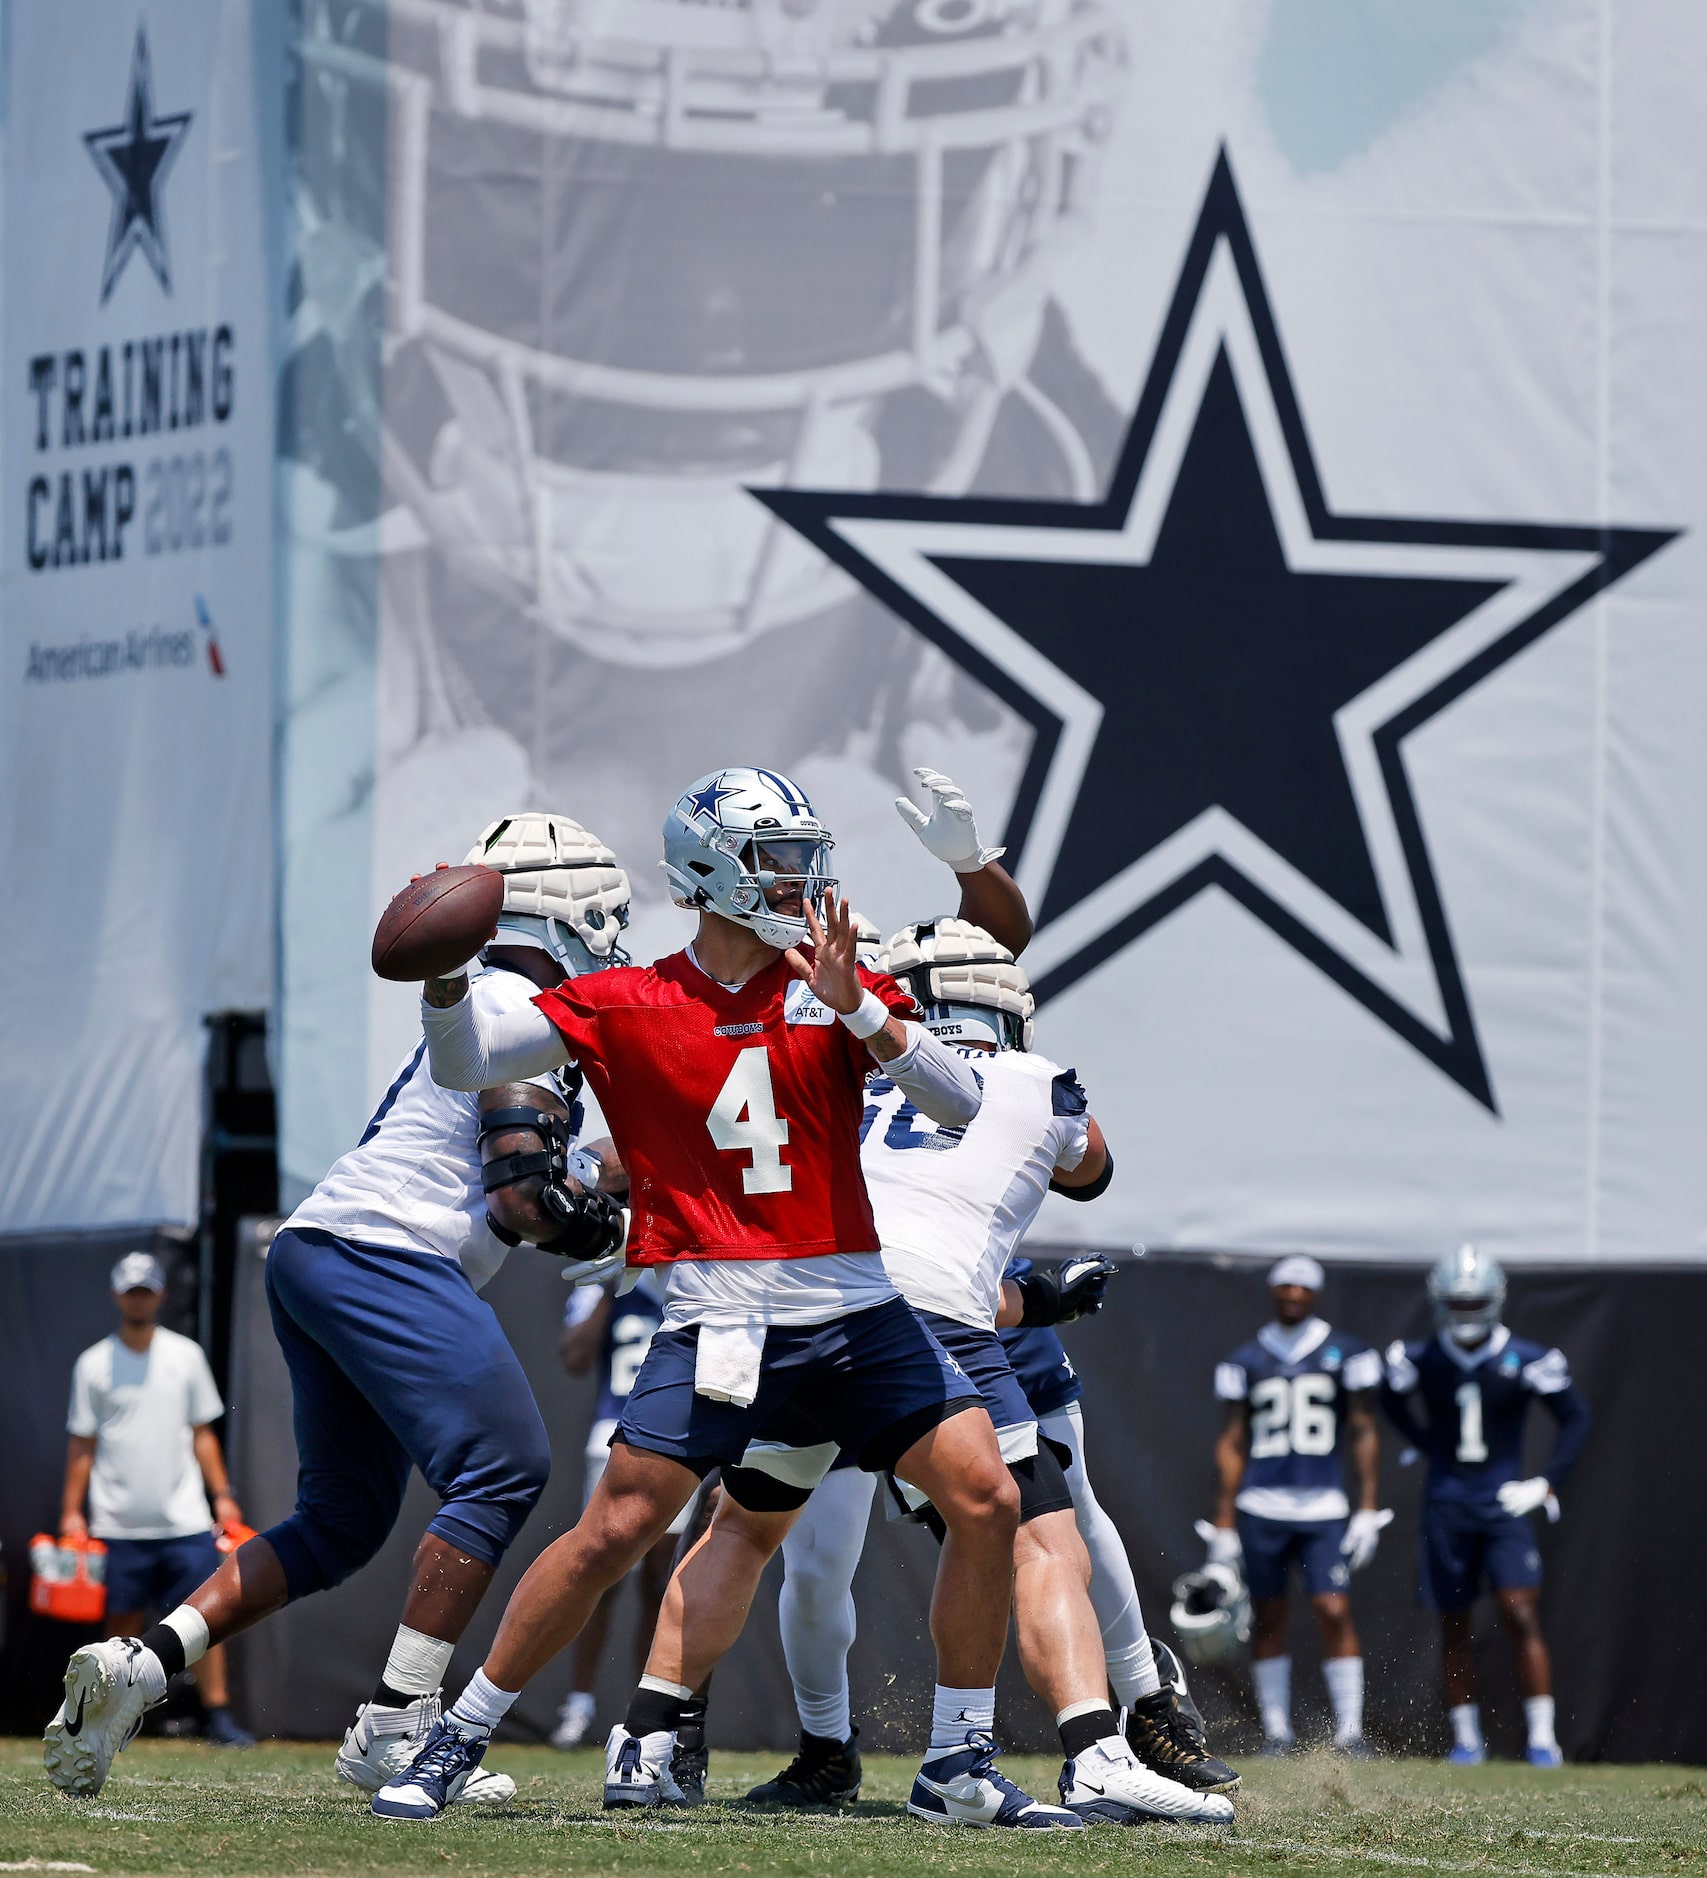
[1268,1255,1325,1293]
[110,1251,166,1294]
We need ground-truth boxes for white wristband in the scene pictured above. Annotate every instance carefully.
[838,988,891,1039]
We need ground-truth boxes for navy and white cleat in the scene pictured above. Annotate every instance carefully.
[339,1697,514,1807]
[908,1731,1084,1829]
[43,1639,162,1798]
[370,1717,491,1820]
[603,1724,687,1808]
[1524,1743,1564,1769]
[1059,1736,1235,1824]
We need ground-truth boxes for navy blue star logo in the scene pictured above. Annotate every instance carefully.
[758,153,1675,1109]
[686,777,739,825]
[84,24,193,305]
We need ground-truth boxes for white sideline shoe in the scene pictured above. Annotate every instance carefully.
[1059,1735,1236,1824]
[337,1697,515,1806]
[43,1639,161,1798]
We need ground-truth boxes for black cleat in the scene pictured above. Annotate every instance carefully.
[745,1727,862,1808]
[1125,1688,1242,1794]
[670,1699,710,1806]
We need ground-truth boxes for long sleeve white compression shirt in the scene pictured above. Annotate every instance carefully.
[421,986,568,1090]
[883,1024,983,1127]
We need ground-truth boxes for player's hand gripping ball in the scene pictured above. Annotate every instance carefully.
[371,863,504,982]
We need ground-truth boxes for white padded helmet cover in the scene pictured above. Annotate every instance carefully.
[466,813,632,961]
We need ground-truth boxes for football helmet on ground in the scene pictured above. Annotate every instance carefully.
[1427,1242,1506,1348]
[661,767,836,951]
[878,916,1033,1050]
[467,813,632,976]
[1169,1564,1252,1668]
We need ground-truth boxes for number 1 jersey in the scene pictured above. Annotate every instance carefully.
[532,948,917,1267]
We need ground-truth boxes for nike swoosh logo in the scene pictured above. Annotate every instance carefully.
[1076,1780,1104,1795]
[66,1692,87,1737]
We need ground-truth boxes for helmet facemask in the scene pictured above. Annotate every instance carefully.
[1427,1243,1507,1347]
[661,769,837,951]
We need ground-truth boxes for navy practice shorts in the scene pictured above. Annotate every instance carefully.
[1237,1512,1351,1600]
[1001,1322,1083,1418]
[615,1296,980,1478]
[102,1531,221,1617]
[1418,1498,1543,1611]
[260,1229,550,1600]
[918,1313,1041,1454]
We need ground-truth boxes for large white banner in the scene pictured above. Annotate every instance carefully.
[0,0,274,1231]
[278,0,1703,1264]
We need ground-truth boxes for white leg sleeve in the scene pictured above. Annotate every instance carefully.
[1040,1404,1160,1703]
[778,1468,877,1741]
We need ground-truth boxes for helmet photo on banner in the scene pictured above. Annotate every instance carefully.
[661,768,837,951]
[879,916,1034,1050]
[468,812,632,976]
[1427,1243,1507,1348]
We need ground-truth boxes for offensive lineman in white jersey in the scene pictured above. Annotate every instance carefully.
[608,919,1234,1825]
[44,815,631,1803]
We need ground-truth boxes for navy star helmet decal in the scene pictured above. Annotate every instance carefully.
[756,152,1676,1111]
[685,778,741,826]
[83,23,193,305]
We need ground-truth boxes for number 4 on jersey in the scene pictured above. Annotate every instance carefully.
[708,1048,793,1194]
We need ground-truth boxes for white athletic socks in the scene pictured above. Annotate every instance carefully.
[448,1668,520,1737]
[1524,1695,1558,1751]
[930,1685,996,1751]
[1106,1633,1163,1705]
[796,1683,853,1744]
[382,1624,455,1700]
[1253,1654,1294,1743]
[1450,1702,1484,1752]
[1323,1655,1365,1746]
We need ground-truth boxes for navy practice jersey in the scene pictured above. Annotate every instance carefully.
[1216,1319,1382,1519]
[1382,1327,1590,1508]
[564,1273,668,1426]
[998,1256,1083,1417]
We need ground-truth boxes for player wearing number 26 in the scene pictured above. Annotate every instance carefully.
[1382,1245,1591,1768]
[1206,1257,1386,1755]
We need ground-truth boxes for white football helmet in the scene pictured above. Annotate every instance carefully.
[660,767,836,950]
[878,916,1033,1049]
[1428,1242,1507,1348]
[467,812,632,975]
[303,0,1127,667]
[1169,1564,1252,1669]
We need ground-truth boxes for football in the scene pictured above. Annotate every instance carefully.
[370,864,505,982]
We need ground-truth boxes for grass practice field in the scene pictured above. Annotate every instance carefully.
[0,1742,1702,1878]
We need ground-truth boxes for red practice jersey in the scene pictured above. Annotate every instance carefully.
[533,949,917,1265]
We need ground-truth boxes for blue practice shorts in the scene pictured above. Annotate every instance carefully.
[1237,1512,1351,1600]
[1001,1323,1082,1418]
[616,1296,980,1480]
[260,1228,551,1601]
[102,1531,221,1617]
[918,1313,1040,1457]
[1418,1498,1543,1611]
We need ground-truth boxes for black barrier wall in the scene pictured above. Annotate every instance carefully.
[4,1239,1703,1762]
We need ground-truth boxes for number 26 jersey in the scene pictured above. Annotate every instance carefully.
[533,948,916,1267]
[1216,1320,1382,1522]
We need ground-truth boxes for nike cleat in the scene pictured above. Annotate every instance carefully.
[338,1698,514,1806]
[1446,1742,1488,1766]
[747,1728,862,1808]
[370,1717,492,1820]
[43,1639,162,1798]
[1126,1688,1241,1794]
[603,1725,690,1809]
[1060,1736,1235,1824]
[1525,1743,1564,1768]
[908,1731,1084,1829]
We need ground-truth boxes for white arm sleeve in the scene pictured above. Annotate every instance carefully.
[884,1024,984,1126]
[421,991,568,1090]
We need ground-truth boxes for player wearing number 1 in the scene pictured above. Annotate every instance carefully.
[1205,1258,1387,1756]
[373,767,1073,1828]
[1382,1245,1591,1768]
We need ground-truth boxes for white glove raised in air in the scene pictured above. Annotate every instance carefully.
[894,768,1005,873]
[1339,1507,1394,1572]
[1497,1476,1554,1520]
[1194,1518,1243,1568]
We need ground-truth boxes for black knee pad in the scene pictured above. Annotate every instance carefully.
[1009,1441,1075,1523]
[721,1465,816,1513]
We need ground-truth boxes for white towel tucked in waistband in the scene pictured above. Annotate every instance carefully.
[694,1322,767,1406]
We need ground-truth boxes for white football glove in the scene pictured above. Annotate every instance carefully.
[1340,1507,1394,1572]
[1194,1518,1243,1568]
[1496,1476,1553,1520]
[894,768,1005,873]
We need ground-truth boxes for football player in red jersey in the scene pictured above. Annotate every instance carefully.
[374,767,1085,1829]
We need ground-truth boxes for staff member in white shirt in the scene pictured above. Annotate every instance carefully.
[61,1252,253,1748]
